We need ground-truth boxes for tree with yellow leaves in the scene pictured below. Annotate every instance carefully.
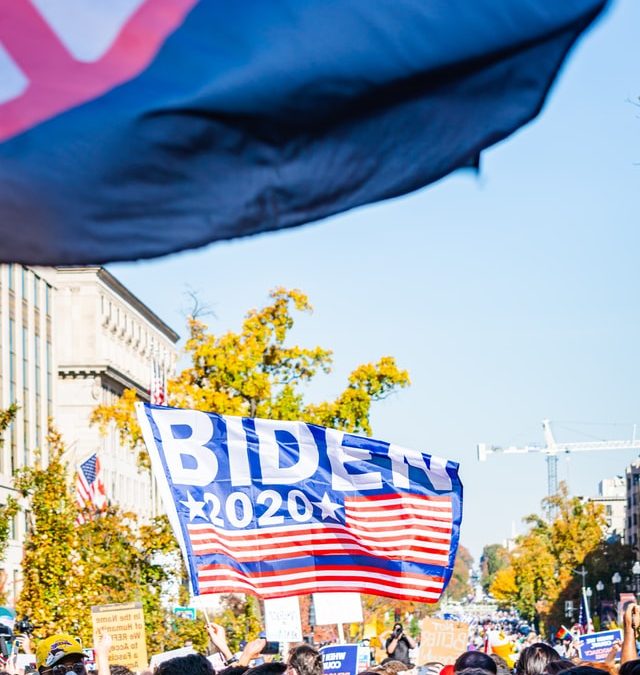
[489,482,632,631]
[92,287,410,466]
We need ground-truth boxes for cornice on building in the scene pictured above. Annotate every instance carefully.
[58,364,151,399]
[55,266,180,344]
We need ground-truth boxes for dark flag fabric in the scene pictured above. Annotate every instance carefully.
[0,1,606,265]
[136,403,463,602]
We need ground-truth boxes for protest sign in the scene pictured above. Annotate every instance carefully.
[91,602,147,671]
[136,402,463,603]
[321,645,359,675]
[357,645,371,673]
[578,630,622,662]
[313,593,363,625]
[418,617,469,666]
[264,596,303,642]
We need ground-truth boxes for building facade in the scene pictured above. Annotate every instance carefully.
[626,463,640,549]
[0,264,178,603]
[589,476,626,543]
[0,265,55,601]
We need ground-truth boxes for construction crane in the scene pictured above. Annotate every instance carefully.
[478,419,640,497]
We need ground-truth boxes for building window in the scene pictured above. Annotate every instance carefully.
[20,267,26,299]
[46,340,53,418]
[8,318,15,404]
[33,275,39,308]
[45,284,51,317]
[7,264,13,291]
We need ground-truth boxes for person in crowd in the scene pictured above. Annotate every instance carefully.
[454,652,497,675]
[384,625,416,667]
[516,643,563,675]
[156,654,214,675]
[35,635,86,675]
[490,654,511,675]
[287,645,322,675]
[543,659,574,675]
[245,664,286,675]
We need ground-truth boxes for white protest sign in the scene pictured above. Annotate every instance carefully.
[264,596,303,642]
[313,593,363,625]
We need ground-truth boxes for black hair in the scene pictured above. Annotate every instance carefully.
[560,669,608,675]
[110,666,135,675]
[543,660,575,675]
[489,654,511,675]
[621,661,640,675]
[516,643,562,675]
[245,665,286,675]
[288,645,322,675]
[156,655,214,675]
[217,667,249,675]
[454,653,498,675]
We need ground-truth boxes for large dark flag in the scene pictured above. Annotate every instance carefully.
[136,403,463,602]
[0,1,606,264]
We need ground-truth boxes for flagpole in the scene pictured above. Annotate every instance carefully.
[582,586,592,631]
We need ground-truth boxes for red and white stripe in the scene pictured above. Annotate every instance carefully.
[196,564,445,602]
[187,493,452,565]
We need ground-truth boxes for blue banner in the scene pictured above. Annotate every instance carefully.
[0,1,606,265]
[321,646,359,675]
[136,403,463,601]
[578,630,621,662]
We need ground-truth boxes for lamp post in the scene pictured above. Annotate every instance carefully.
[596,580,604,620]
[612,572,622,603]
[632,561,640,595]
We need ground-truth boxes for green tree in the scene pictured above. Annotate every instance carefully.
[214,595,261,653]
[480,543,509,592]
[14,424,208,653]
[14,427,84,638]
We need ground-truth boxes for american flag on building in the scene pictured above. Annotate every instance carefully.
[150,357,167,405]
[76,452,107,524]
[137,404,463,603]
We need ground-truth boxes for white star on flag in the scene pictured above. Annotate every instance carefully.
[180,491,207,522]
[313,492,343,521]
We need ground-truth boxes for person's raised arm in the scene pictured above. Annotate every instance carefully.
[404,633,417,650]
[621,603,640,665]
[94,632,112,675]
[206,622,234,662]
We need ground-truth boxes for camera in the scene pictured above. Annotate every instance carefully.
[393,626,403,638]
[15,618,35,635]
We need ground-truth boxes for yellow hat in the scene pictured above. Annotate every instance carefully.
[36,634,84,669]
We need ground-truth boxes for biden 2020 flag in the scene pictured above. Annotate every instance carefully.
[136,403,463,602]
[0,1,606,265]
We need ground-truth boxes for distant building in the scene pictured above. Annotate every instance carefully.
[0,264,179,604]
[626,463,640,549]
[589,476,626,542]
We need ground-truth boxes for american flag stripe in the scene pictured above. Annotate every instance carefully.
[189,540,449,565]
[187,529,451,555]
[187,525,451,546]
[187,520,452,540]
[195,565,445,601]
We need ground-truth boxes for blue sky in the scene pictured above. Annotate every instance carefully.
[112,0,639,561]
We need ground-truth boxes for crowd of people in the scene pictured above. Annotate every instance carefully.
[0,605,639,675]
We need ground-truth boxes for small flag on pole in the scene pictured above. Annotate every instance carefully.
[76,453,107,524]
[150,357,167,406]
